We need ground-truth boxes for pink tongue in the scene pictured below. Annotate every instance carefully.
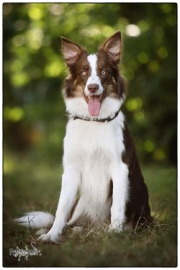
[88,96,101,116]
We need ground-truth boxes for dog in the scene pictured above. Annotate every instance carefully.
[15,31,152,243]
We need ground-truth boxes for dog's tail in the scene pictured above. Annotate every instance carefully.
[14,211,55,229]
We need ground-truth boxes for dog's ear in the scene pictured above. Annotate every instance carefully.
[61,37,86,66]
[99,31,122,63]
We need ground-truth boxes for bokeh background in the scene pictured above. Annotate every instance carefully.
[4,3,177,166]
[3,3,177,267]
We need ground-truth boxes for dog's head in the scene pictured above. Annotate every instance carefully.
[61,32,126,117]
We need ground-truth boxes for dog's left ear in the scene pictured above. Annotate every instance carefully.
[99,31,122,63]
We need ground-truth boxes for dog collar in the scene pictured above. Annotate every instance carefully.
[70,110,119,123]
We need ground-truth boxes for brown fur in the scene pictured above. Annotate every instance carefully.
[62,33,126,102]
[122,123,153,228]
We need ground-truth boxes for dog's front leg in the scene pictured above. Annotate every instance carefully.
[109,163,129,232]
[38,167,80,243]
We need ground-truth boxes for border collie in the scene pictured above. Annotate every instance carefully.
[16,32,152,243]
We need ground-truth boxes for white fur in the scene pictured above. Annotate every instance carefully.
[14,211,54,229]
[38,94,129,243]
[84,54,103,97]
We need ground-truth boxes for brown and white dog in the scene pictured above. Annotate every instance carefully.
[16,32,152,243]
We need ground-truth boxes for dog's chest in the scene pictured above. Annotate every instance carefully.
[63,113,125,168]
[63,113,125,217]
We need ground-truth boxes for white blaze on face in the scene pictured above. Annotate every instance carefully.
[84,54,103,96]
[84,54,104,116]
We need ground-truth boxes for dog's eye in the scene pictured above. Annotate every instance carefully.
[81,71,87,76]
[101,70,106,75]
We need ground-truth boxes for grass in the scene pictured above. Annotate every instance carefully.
[3,150,177,267]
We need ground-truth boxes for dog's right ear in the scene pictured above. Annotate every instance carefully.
[61,37,86,66]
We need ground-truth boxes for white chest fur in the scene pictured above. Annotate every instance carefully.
[63,111,125,165]
[63,110,126,223]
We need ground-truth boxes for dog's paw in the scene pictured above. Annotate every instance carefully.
[38,232,61,244]
[108,222,123,233]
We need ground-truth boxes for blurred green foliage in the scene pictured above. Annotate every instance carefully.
[3,3,177,165]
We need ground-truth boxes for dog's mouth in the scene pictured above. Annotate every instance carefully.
[84,94,102,116]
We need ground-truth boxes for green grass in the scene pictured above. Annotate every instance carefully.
[3,151,177,267]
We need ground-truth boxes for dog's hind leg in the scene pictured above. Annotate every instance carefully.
[38,167,80,243]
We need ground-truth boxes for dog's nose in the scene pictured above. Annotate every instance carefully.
[88,84,99,93]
